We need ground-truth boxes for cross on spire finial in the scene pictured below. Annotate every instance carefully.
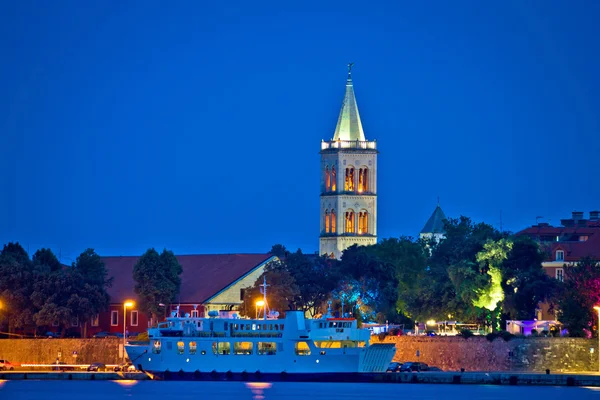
[347,62,355,80]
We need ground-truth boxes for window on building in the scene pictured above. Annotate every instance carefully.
[345,210,355,233]
[71,317,79,327]
[91,315,99,327]
[325,166,331,191]
[556,250,564,261]
[111,310,119,326]
[358,168,368,192]
[52,320,59,327]
[191,309,199,318]
[344,167,355,192]
[325,210,330,233]
[556,268,564,282]
[579,236,589,242]
[331,167,336,192]
[131,310,138,326]
[240,288,245,301]
[331,209,336,233]
[358,211,368,235]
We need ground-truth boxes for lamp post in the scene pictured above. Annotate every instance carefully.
[123,301,134,363]
[594,306,600,373]
[256,300,265,320]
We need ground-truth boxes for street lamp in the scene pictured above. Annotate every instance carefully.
[594,306,600,373]
[256,300,265,319]
[123,300,134,363]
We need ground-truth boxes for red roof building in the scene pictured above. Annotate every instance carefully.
[515,211,600,282]
[87,253,276,337]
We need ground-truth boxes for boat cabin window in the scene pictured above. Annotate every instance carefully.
[280,324,284,330]
[166,342,173,350]
[263,324,267,330]
[234,341,253,355]
[213,342,230,355]
[274,324,278,331]
[189,341,197,355]
[152,340,161,354]
[224,322,228,331]
[257,342,277,355]
[177,341,185,355]
[295,341,311,356]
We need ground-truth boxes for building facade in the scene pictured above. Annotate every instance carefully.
[319,66,378,259]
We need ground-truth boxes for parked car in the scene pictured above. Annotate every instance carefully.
[399,362,429,372]
[45,332,60,338]
[87,362,108,372]
[93,332,122,338]
[114,362,136,372]
[0,359,15,371]
[386,362,403,372]
[427,366,443,372]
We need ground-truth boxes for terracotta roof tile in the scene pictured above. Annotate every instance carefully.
[103,253,274,304]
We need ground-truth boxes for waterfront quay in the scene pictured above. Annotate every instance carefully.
[2,370,600,387]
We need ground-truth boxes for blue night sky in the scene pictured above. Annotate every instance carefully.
[1,1,599,263]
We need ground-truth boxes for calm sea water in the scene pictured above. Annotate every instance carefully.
[1,381,600,400]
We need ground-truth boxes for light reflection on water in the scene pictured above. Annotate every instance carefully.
[245,382,272,400]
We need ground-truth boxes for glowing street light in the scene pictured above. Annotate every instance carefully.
[594,306,600,373]
[123,300,134,363]
[256,300,265,319]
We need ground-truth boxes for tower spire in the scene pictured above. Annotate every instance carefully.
[332,63,366,142]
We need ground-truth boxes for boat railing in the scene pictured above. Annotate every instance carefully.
[231,332,283,338]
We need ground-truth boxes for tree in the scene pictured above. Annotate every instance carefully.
[556,257,600,337]
[30,248,83,336]
[269,244,289,259]
[287,250,341,317]
[407,217,504,322]
[72,249,112,337]
[133,248,183,323]
[499,237,557,321]
[240,260,300,318]
[0,243,35,334]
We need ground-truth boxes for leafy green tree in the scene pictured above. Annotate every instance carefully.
[287,250,341,317]
[32,248,62,272]
[269,244,290,259]
[133,248,183,323]
[556,257,600,337]
[240,260,300,318]
[499,237,557,320]
[30,248,83,336]
[0,243,35,334]
[408,217,504,322]
[72,249,112,337]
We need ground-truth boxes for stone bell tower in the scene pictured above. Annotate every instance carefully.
[319,65,378,259]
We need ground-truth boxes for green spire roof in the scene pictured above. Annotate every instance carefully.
[421,205,447,234]
[332,70,366,141]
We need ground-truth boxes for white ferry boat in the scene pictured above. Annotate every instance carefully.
[125,304,395,375]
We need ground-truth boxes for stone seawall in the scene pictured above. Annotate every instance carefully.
[0,336,598,372]
[0,339,121,365]
[372,336,599,372]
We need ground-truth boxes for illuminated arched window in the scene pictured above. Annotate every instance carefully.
[344,167,355,192]
[325,166,331,192]
[345,210,355,233]
[331,209,336,233]
[358,211,368,235]
[358,168,368,193]
[325,210,330,233]
[331,167,337,192]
